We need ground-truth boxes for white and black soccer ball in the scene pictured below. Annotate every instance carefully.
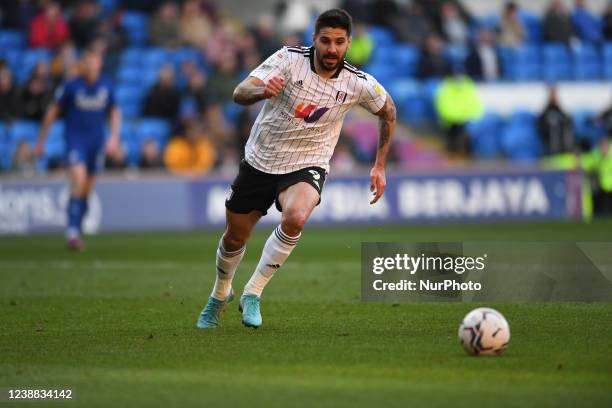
[458,307,510,356]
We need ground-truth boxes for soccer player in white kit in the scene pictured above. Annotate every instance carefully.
[197,9,397,328]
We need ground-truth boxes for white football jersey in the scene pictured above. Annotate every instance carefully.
[244,46,387,174]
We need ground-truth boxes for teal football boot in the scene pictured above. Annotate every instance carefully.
[196,290,234,329]
[239,294,262,328]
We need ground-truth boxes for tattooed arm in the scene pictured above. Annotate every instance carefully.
[369,95,397,204]
[233,76,285,106]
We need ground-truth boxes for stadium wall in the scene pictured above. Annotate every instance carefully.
[0,168,582,235]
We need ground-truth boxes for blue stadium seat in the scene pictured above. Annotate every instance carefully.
[0,30,26,49]
[479,14,499,30]
[388,79,428,125]
[603,43,612,79]
[120,47,144,66]
[135,118,171,148]
[118,122,142,166]
[504,45,541,80]
[172,47,206,69]
[16,49,52,83]
[117,66,142,84]
[501,120,543,162]
[122,11,148,46]
[368,26,395,46]
[116,83,146,119]
[466,113,505,158]
[520,11,543,43]
[10,121,40,144]
[363,63,395,88]
[394,45,419,76]
[98,0,118,16]
[572,110,605,148]
[542,44,572,81]
[143,48,169,69]
[0,123,8,143]
[445,44,468,72]
[510,110,537,127]
[572,44,601,80]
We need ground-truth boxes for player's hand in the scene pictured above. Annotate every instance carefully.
[369,165,386,205]
[34,140,45,158]
[263,76,285,99]
[105,137,120,159]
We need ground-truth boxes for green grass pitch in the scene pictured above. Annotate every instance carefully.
[1,221,611,407]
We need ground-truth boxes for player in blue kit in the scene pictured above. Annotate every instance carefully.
[35,49,121,250]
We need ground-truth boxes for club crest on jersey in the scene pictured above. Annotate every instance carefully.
[294,102,329,123]
[293,79,303,88]
[335,91,347,103]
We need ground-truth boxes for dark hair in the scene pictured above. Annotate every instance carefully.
[315,9,352,36]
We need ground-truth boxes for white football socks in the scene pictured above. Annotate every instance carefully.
[243,225,300,297]
[211,237,245,300]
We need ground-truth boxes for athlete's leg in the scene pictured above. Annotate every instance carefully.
[212,209,262,300]
[197,209,262,328]
[240,182,319,327]
[243,182,318,297]
[66,164,89,242]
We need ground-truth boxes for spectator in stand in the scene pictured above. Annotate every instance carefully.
[143,65,181,120]
[69,0,102,49]
[538,88,574,155]
[498,1,526,47]
[465,28,501,81]
[206,20,240,65]
[543,0,577,46]
[591,99,612,140]
[440,1,469,46]
[179,71,209,124]
[203,102,235,166]
[207,52,239,102]
[20,65,53,121]
[572,0,604,44]
[417,34,451,79]
[0,66,20,122]
[139,138,164,169]
[164,123,216,176]
[11,141,35,177]
[179,0,212,49]
[29,2,70,49]
[604,0,612,40]
[150,1,181,48]
[414,0,473,37]
[252,15,282,61]
[390,1,433,46]
[346,23,374,68]
[435,70,484,155]
[50,42,79,84]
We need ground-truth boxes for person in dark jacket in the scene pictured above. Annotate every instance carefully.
[465,28,501,81]
[543,0,576,45]
[538,87,574,155]
[418,33,451,79]
[143,64,181,120]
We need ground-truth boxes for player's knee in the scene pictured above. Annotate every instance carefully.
[281,209,308,235]
[222,232,247,251]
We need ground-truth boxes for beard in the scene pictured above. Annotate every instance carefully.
[316,50,343,71]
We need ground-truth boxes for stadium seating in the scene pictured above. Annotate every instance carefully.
[0,30,25,49]
[121,11,149,46]
[573,44,601,80]
[467,113,505,158]
[542,44,572,82]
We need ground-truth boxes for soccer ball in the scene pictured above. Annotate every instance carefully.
[458,307,510,356]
